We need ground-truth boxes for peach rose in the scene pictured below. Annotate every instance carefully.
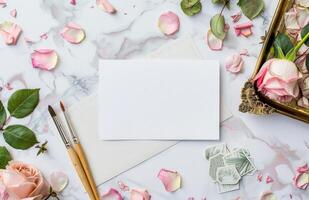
[254,58,302,103]
[0,161,50,200]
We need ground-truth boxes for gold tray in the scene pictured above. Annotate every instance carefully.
[239,0,309,123]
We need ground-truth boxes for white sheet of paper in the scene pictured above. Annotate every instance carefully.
[99,60,220,140]
[49,37,231,185]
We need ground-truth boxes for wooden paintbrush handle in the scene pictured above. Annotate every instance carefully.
[74,143,100,200]
[67,148,96,200]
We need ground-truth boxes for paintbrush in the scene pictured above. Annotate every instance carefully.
[60,101,100,200]
[48,105,97,200]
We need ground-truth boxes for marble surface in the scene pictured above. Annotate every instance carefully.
[0,0,309,199]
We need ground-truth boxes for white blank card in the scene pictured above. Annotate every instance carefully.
[99,60,220,140]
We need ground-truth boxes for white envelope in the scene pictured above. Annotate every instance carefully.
[99,60,220,140]
[50,37,232,185]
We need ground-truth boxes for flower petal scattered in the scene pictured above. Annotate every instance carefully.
[40,33,48,40]
[70,0,76,5]
[234,21,253,37]
[49,171,68,193]
[117,180,129,192]
[130,189,151,200]
[60,22,85,44]
[225,53,244,74]
[101,188,123,200]
[266,176,274,184]
[206,30,223,51]
[231,12,242,23]
[158,11,180,36]
[31,49,58,71]
[96,0,116,14]
[257,173,263,182]
[0,21,22,45]
[0,0,6,8]
[10,9,17,18]
[293,164,309,189]
[260,191,277,200]
[157,169,181,192]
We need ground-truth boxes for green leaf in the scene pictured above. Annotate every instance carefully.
[237,0,264,20]
[3,125,38,150]
[211,0,230,8]
[8,89,40,119]
[301,24,309,46]
[210,14,226,40]
[0,146,12,169]
[274,42,286,59]
[0,101,6,127]
[181,0,199,8]
[180,0,202,16]
[274,33,293,58]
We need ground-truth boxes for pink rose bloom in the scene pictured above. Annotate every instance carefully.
[0,161,50,200]
[225,53,244,73]
[254,58,301,103]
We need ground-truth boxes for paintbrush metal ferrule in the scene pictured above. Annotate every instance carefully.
[48,105,71,148]
[60,101,79,144]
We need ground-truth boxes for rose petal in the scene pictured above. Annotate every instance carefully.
[285,7,300,30]
[96,0,116,14]
[70,0,76,5]
[257,173,263,182]
[40,33,48,40]
[0,0,6,8]
[297,164,309,173]
[130,189,151,200]
[240,49,249,56]
[158,11,180,36]
[31,49,58,70]
[117,180,129,192]
[225,53,244,74]
[0,21,22,45]
[266,176,274,184]
[231,12,242,23]
[157,169,181,192]
[234,21,253,37]
[10,9,17,18]
[293,172,309,189]
[206,30,223,51]
[60,22,85,44]
[260,191,277,200]
[101,188,123,200]
[296,7,309,28]
[49,171,68,192]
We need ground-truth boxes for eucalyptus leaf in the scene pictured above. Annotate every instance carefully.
[180,0,202,16]
[8,89,40,119]
[0,146,12,169]
[274,33,293,58]
[0,101,6,127]
[3,125,38,150]
[210,14,226,40]
[237,0,264,20]
[301,24,309,46]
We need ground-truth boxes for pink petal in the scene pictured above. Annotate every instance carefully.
[157,169,181,192]
[117,181,129,192]
[285,7,300,30]
[40,33,48,40]
[296,7,309,28]
[260,191,277,200]
[257,173,263,182]
[0,0,6,8]
[266,176,274,184]
[206,30,223,51]
[298,97,309,108]
[158,11,180,36]
[240,49,249,56]
[70,0,76,5]
[234,21,253,37]
[31,49,58,70]
[49,171,68,192]
[10,9,17,18]
[293,172,309,190]
[101,188,123,200]
[231,12,242,23]
[24,37,34,43]
[96,0,116,14]
[130,189,151,200]
[60,22,85,44]
[297,164,309,173]
[225,53,244,74]
[0,21,22,45]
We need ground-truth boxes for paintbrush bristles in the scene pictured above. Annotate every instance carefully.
[60,101,66,112]
[48,105,56,117]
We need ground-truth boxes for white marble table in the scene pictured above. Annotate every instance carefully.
[1,0,309,199]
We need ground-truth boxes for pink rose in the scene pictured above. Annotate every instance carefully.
[0,161,50,200]
[225,53,244,73]
[254,58,302,103]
